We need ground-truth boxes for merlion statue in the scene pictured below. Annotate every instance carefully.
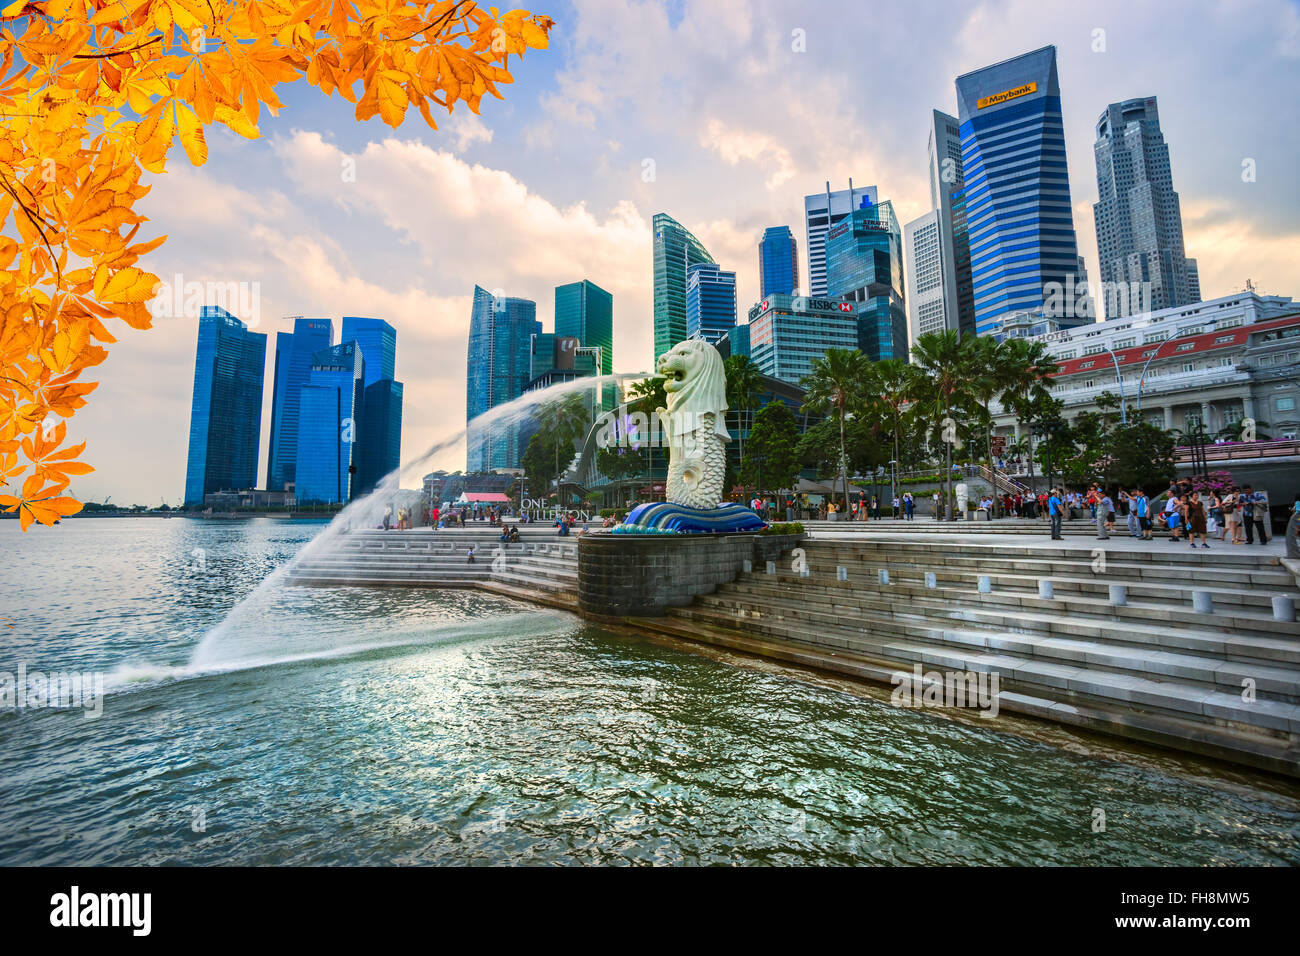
[617,338,765,533]
[656,339,730,509]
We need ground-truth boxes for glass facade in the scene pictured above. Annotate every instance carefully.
[184,306,267,504]
[295,343,364,504]
[685,262,737,344]
[266,317,333,490]
[554,280,613,376]
[466,285,540,472]
[341,316,396,387]
[356,378,404,495]
[804,183,877,297]
[746,294,859,384]
[824,199,907,361]
[956,45,1088,335]
[758,226,798,297]
[652,213,714,361]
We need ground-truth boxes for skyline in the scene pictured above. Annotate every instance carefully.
[63,0,1300,503]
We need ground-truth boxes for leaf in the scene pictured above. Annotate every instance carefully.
[176,104,208,165]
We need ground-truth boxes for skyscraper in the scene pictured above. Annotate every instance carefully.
[685,262,738,344]
[295,343,364,504]
[747,294,859,384]
[904,210,947,345]
[341,316,396,387]
[652,213,714,361]
[266,317,332,490]
[554,280,613,377]
[758,226,798,297]
[803,181,877,297]
[184,306,267,505]
[1092,96,1198,317]
[466,285,540,472]
[340,316,403,495]
[956,46,1089,336]
[825,199,908,361]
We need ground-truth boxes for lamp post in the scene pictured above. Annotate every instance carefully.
[1101,346,1128,424]
[1135,318,1219,415]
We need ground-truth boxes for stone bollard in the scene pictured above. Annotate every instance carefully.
[766,561,776,575]
[1109,584,1128,606]
[925,572,937,589]
[837,566,848,582]
[878,569,890,585]
[1273,596,1296,623]
[1038,579,1054,600]
[978,575,992,593]
[743,559,753,573]
[1193,590,1213,614]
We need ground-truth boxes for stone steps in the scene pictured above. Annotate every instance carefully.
[713,576,1299,664]
[634,613,1300,778]
[668,599,1300,736]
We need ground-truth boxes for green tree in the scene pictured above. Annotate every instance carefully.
[908,331,974,519]
[595,445,642,506]
[725,354,764,464]
[998,337,1060,492]
[1109,421,1176,491]
[800,348,870,511]
[740,401,801,493]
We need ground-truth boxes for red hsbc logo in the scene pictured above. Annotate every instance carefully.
[838,302,852,312]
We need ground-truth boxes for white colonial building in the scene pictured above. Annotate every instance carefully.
[991,289,1300,445]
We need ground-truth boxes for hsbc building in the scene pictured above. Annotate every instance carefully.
[745,293,860,385]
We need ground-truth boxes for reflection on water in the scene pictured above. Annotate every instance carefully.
[1,519,1297,865]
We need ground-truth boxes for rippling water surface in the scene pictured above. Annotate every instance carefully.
[1,518,1297,865]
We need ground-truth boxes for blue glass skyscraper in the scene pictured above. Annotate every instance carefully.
[267,317,333,490]
[554,280,613,376]
[184,306,267,505]
[825,199,908,361]
[685,262,738,344]
[758,226,798,297]
[340,316,402,495]
[295,343,364,504]
[466,285,540,472]
[956,46,1088,335]
[341,316,396,387]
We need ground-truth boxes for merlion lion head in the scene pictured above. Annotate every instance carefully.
[656,338,728,418]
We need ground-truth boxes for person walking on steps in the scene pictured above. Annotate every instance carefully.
[1048,488,1064,540]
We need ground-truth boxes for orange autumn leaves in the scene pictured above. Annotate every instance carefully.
[0,2,551,529]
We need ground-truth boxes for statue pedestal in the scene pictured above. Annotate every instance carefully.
[621,501,766,534]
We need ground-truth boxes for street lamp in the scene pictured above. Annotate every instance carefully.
[1135,318,1219,416]
[1100,346,1128,424]
[888,459,898,503]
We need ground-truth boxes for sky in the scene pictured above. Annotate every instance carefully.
[61,0,1300,505]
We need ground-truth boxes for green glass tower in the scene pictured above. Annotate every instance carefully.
[652,213,714,362]
[554,279,613,376]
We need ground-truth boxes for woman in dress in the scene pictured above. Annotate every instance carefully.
[1184,492,1209,549]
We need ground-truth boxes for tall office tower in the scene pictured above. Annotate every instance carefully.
[758,226,798,297]
[1092,96,1198,317]
[803,181,878,297]
[685,262,738,344]
[554,280,613,376]
[184,306,267,505]
[904,210,947,346]
[923,109,976,336]
[294,343,365,504]
[652,213,714,361]
[266,317,332,490]
[340,316,403,496]
[466,285,540,472]
[825,199,908,361]
[747,294,859,384]
[341,316,396,386]
[956,46,1089,336]
[1186,259,1200,303]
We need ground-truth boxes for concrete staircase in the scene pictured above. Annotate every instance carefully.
[284,529,580,610]
[657,538,1300,776]
[802,516,1162,536]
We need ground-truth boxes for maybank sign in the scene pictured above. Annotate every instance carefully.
[977,81,1037,109]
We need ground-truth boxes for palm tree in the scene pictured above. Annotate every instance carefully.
[998,337,1059,493]
[800,348,869,512]
[967,336,1015,512]
[870,357,913,493]
[724,354,763,466]
[536,393,593,495]
[909,331,974,519]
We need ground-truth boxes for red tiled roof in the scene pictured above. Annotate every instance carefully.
[1053,313,1300,378]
